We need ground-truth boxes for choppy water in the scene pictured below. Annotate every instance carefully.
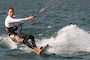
[0,0,90,60]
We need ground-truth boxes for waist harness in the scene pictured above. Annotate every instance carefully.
[5,26,18,36]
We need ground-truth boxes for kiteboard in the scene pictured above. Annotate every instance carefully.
[39,44,49,55]
[34,44,49,55]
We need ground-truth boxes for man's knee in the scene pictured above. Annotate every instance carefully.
[23,39,26,44]
[29,35,34,40]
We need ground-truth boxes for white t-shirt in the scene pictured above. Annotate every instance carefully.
[5,16,28,27]
[5,15,28,34]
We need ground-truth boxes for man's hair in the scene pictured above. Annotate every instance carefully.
[8,7,14,12]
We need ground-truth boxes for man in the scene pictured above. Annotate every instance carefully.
[5,7,41,54]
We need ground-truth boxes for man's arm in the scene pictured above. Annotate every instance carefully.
[9,16,34,23]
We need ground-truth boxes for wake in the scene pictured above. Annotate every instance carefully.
[1,24,90,56]
[37,24,90,56]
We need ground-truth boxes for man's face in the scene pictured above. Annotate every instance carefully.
[8,9,14,17]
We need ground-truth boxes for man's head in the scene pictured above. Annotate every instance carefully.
[7,7,14,17]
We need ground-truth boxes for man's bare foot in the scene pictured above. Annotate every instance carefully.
[33,47,41,55]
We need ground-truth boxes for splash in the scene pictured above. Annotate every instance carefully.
[0,34,37,53]
[0,34,33,52]
[38,24,90,56]
[1,24,90,56]
[0,35,18,49]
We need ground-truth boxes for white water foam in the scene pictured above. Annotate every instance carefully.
[37,24,90,56]
[0,35,18,49]
[0,34,32,53]
[1,24,90,56]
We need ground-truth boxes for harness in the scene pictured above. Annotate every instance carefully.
[5,23,23,36]
[5,26,18,36]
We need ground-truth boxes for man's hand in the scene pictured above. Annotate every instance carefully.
[28,16,34,20]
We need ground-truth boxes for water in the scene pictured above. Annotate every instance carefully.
[0,0,90,60]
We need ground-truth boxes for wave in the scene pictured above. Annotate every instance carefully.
[1,24,90,56]
[37,24,90,56]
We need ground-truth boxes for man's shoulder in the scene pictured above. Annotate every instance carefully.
[5,16,11,20]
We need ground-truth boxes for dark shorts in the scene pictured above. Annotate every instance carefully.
[9,33,29,43]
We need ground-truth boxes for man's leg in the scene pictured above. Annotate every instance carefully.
[22,34,37,48]
[23,36,41,54]
[23,39,34,49]
[29,35,37,47]
[21,33,41,54]
[9,33,34,49]
[28,35,41,54]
